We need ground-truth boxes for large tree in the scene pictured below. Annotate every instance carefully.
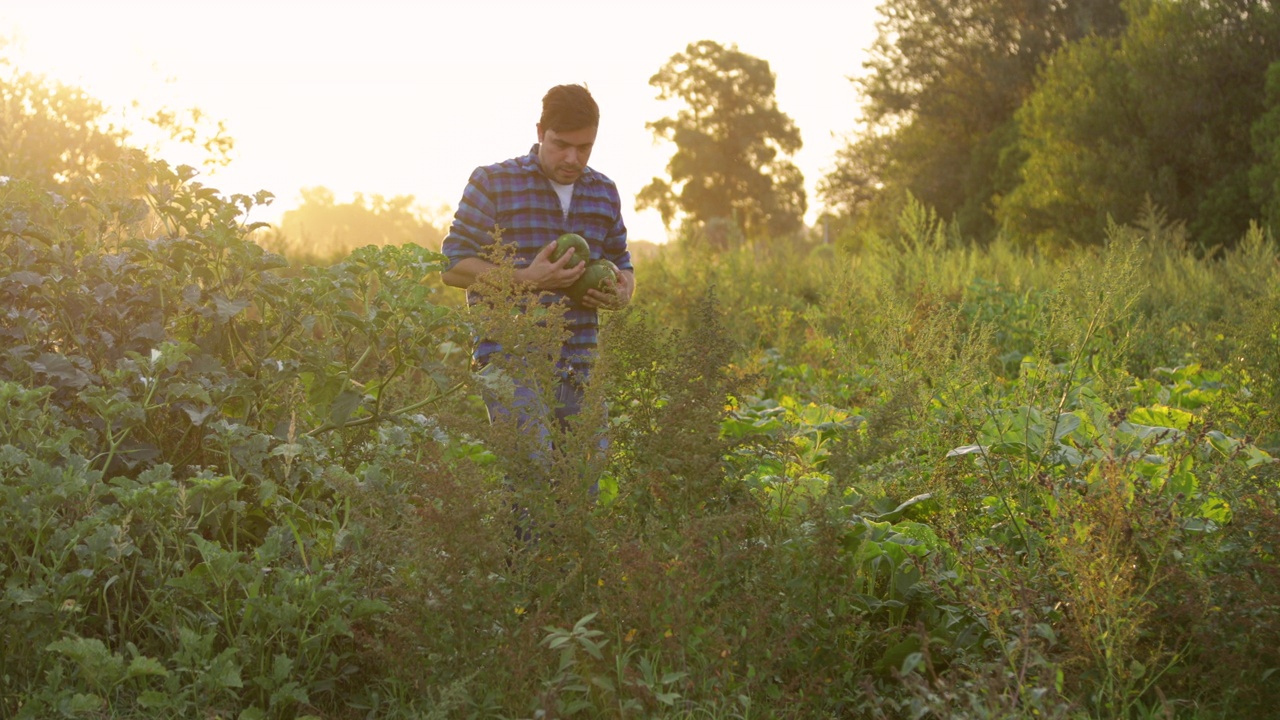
[997,0,1280,248]
[274,187,447,260]
[0,45,233,195]
[0,51,131,190]
[1251,61,1280,232]
[820,0,1126,240]
[638,40,806,242]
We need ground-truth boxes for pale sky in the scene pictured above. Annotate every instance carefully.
[2,1,881,243]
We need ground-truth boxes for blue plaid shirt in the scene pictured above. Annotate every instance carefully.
[442,144,631,375]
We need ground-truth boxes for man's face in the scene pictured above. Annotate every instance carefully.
[537,124,597,184]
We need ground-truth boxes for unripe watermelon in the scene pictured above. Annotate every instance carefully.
[550,233,589,268]
[565,259,618,304]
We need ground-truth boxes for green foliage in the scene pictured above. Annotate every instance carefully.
[998,0,1280,248]
[0,155,469,717]
[831,0,1280,251]
[1250,61,1280,231]
[823,0,1127,241]
[6,57,1280,720]
[639,40,806,242]
[264,185,449,264]
[0,49,133,192]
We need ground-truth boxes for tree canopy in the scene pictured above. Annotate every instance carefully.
[998,0,1280,248]
[0,52,133,191]
[272,187,447,261]
[824,0,1280,249]
[821,0,1127,241]
[638,40,806,242]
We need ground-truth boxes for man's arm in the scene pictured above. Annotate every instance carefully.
[441,242,586,291]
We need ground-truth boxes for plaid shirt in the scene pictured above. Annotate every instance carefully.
[442,144,631,375]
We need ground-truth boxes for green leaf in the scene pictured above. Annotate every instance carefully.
[181,403,218,425]
[213,294,251,323]
[127,655,170,678]
[137,690,171,708]
[272,653,294,683]
[655,691,681,705]
[31,353,92,389]
[1129,405,1194,431]
[580,637,606,660]
[946,444,985,458]
[1053,412,1081,440]
[350,598,391,619]
[1205,431,1240,457]
[867,493,935,522]
[875,635,921,674]
[1245,446,1275,468]
[5,270,44,287]
[328,389,364,426]
[591,676,616,692]
[68,693,104,712]
[208,647,243,689]
[893,562,923,596]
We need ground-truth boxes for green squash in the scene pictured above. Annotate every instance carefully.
[550,233,590,268]
[565,259,619,304]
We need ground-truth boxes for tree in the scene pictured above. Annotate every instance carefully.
[0,50,132,190]
[638,40,806,242]
[273,187,448,261]
[820,0,1126,240]
[0,44,234,193]
[997,0,1280,248]
[1251,61,1280,232]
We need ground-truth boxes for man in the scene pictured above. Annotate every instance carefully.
[441,83,634,457]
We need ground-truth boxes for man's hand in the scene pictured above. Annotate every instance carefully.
[515,241,586,290]
[582,268,635,310]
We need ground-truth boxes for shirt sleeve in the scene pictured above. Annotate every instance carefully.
[441,166,498,270]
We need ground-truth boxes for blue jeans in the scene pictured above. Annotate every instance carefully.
[481,364,606,511]
[485,371,579,432]
[481,367,606,545]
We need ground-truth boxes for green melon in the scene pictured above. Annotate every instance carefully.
[550,232,590,268]
[565,259,619,304]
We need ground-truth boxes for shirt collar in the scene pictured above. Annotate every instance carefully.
[525,144,543,175]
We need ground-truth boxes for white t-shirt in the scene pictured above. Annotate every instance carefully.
[549,179,574,218]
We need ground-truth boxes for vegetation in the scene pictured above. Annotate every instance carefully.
[3,25,1280,720]
[4,156,1278,717]
[820,0,1127,241]
[824,0,1280,249]
[638,40,806,244]
[997,0,1280,249]
[265,186,448,264]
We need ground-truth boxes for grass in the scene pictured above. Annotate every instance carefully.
[2,164,1279,718]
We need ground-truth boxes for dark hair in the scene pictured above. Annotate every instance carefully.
[540,84,599,133]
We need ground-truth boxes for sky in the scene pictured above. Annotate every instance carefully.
[1,1,882,244]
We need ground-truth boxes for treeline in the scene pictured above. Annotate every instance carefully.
[0,48,442,264]
[821,0,1280,249]
[259,187,448,264]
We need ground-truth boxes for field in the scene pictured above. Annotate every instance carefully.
[2,164,1278,719]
